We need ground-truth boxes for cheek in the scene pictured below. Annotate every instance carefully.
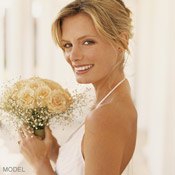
[64,52,72,65]
[96,51,117,70]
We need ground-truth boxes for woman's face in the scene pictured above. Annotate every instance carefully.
[61,13,120,84]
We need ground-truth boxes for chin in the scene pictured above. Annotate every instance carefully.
[76,77,92,84]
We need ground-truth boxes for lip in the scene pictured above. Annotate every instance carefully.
[73,64,94,75]
[73,64,94,67]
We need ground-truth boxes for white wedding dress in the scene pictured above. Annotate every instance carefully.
[55,122,85,175]
[55,78,130,175]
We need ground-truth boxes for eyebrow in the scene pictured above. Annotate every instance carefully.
[61,35,97,42]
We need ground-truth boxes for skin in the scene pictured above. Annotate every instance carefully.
[19,127,58,175]
[19,13,137,175]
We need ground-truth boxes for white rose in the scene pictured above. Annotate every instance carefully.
[35,86,51,107]
[63,89,73,106]
[9,80,26,101]
[43,79,64,91]
[26,77,46,90]
[18,87,35,109]
[47,90,68,114]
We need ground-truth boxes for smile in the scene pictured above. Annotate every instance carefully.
[74,64,94,74]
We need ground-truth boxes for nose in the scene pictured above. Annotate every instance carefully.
[68,45,83,62]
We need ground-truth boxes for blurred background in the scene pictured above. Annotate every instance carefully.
[0,0,175,175]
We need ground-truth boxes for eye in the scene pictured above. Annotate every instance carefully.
[63,43,72,49]
[83,40,95,45]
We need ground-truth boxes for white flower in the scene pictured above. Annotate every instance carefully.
[47,90,69,113]
[18,87,35,109]
[0,76,74,137]
[43,79,64,91]
[26,77,45,90]
[35,85,51,107]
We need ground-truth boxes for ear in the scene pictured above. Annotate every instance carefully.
[112,43,123,55]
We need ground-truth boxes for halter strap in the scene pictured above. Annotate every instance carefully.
[95,78,126,109]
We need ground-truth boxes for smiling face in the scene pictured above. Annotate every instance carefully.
[61,13,120,85]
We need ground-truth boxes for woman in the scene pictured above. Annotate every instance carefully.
[19,0,137,175]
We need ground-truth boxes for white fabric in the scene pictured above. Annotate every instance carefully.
[55,123,85,175]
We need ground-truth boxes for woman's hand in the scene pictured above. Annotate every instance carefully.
[18,126,59,173]
[45,127,60,163]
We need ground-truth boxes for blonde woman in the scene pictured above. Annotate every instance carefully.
[19,0,137,175]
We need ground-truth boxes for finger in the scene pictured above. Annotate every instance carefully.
[44,126,52,139]
[18,129,25,139]
[21,127,34,138]
[46,126,52,132]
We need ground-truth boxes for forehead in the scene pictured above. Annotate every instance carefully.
[61,13,99,40]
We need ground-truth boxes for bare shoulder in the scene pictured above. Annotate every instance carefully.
[85,96,137,138]
[83,95,137,174]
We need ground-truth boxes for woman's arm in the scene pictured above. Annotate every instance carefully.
[84,104,137,175]
[34,158,55,175]
[19,127,59,174]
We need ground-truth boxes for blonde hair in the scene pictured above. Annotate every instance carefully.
[52,0,132,52]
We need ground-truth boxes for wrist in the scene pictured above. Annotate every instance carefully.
[35,157,54,175]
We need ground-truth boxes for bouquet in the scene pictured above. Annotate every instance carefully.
[0,77,73,139]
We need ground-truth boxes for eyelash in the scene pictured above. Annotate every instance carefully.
[63,40,95,49]
[83,40,95,45]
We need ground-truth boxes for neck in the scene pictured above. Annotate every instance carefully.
[92,69,125,105]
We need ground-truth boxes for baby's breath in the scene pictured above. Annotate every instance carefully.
[0,77,74,135]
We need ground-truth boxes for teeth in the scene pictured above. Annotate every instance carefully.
[75,65,93,71]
